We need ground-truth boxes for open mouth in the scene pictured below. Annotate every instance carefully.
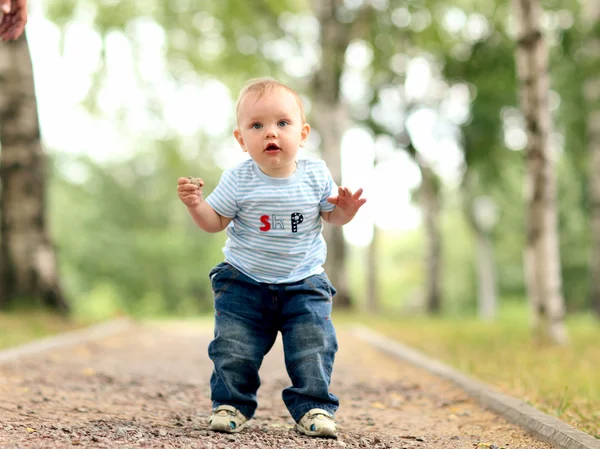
[264,143,281,153]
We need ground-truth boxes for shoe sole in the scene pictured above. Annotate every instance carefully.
[295,424,338,439]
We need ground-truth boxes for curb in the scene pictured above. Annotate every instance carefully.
[352,325,600,449]
[0,317,132,364]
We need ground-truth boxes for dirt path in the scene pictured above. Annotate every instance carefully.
[0,321,554,449]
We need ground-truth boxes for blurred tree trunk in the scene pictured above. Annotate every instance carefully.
[366,215,380,314]
[414,151,442,314]
[461,173,498,321]
[310,0,354,308]
[474,223,497,320]
[513,0,567,343]
[0,34,69,314]
[582,0,600,317]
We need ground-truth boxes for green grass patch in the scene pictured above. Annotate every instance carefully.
[335,303,600,439]
[0,311,99,350]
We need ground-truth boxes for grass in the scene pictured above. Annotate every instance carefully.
[0,310,98,350]
[336,303,600,439]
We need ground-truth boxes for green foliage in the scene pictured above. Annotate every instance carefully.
[349,229,427,314]
[349,200,477,315]
[556,156,592,310]
[33,0,600,320]
[42,0,307,104]
[48,138,228,317]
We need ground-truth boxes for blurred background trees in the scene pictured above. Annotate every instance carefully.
[0,0,598,342]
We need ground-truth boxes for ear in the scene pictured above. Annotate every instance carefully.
[233,128,247,152]
[299,123,311,147]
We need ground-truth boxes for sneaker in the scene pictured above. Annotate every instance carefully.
[209,405,248,433]
[295,408,338,438]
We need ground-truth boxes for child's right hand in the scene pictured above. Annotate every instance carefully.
[177,177,205,208]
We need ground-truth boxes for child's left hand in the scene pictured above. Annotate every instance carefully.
[327,187,367,216]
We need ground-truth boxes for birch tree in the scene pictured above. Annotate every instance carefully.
[0,35,69,313]
[311,0,369,308]
[366,151,379,314]
[513,0,567,343]
[582,0,600,317]
[471,196,499,320]
[412,148,442,314]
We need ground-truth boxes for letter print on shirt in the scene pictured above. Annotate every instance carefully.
[259,213,305,233]
[271,214,285,230]
[260,215,271,232]
[291,213,304,232]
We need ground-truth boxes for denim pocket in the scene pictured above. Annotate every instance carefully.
[209,262,239,299]
[305,273,336,301]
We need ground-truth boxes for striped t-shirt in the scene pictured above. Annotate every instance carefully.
[205,158,338,284]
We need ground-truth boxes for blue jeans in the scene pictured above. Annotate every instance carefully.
[207,262,339,422]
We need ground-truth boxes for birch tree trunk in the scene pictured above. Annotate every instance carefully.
[311,0,352,308]
[513,0,567,343]
[415,154,441,314]
[0,34,69,313]
[462,177,499,321]
[582,0,600,317]
[366,222,380,314]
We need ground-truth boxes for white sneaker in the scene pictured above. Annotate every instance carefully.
[295,408,338,438]
[209,405,248,433]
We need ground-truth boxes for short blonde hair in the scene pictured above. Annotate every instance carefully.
[235,77,306,124]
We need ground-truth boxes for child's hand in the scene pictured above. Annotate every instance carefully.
[327,187,367,216]
[177,177,205,208]
[0,0,27,41]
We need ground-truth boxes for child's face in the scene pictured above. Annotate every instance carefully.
[234,87,310,178]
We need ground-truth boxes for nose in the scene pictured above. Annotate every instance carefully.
[264,125,278,139]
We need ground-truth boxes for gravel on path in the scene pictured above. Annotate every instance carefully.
[0,321,555,449]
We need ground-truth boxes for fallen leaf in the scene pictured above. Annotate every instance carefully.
[82,368,96,376]
[401,435,424,441]
[371,402,387,409]
[26,428,35,433]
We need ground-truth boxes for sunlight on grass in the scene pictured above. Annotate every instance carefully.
[0,311,97,350]
[336,303,600,439]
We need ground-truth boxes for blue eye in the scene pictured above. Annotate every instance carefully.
[278,120,288,127]
[252,123,262,129]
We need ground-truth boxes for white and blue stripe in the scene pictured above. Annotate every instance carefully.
[206,159,338,284]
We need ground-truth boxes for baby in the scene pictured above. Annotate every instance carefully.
[177,78,366,438]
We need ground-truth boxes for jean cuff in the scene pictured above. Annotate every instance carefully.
[289,403,337,423]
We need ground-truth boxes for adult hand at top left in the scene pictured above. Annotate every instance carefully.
[0,0,27,41]
[327,186,367,216]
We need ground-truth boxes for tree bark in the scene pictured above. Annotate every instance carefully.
[415,154,442,314]
[513,0,567,343]
[0,34,69,313]
[582,0,600,317]
[311,0,353,308]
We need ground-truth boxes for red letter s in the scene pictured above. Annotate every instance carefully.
[259,215,271,231]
